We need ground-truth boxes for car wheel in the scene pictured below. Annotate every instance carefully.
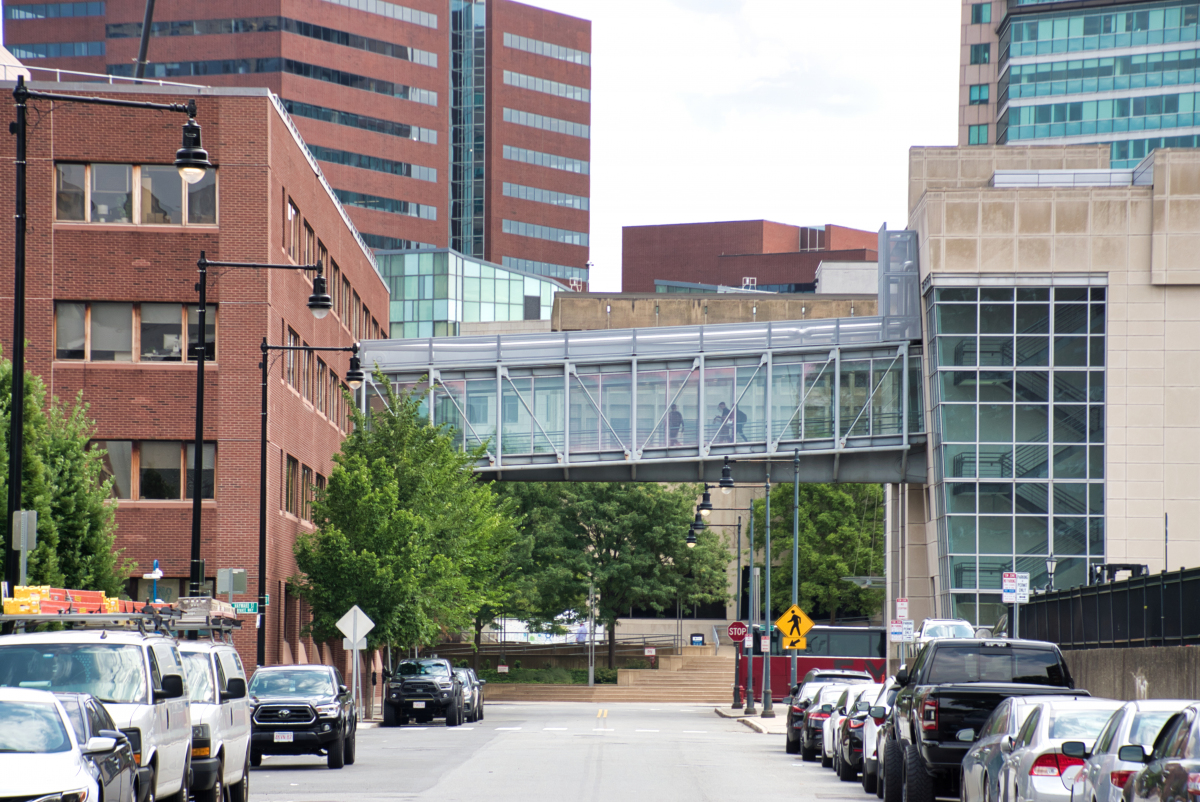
[344,729,357,766]
[327,735,345,769]
[478,701,484,722]
[228,755,249,802]
[822,745,833,769]
[195,760,222,802]
[383,703,397,727]
[839,748,857,782]
[903,744,934,802]
[786,731,800,754]
[143,765,156,802]
[801,732,817,762]
[249,749,261,768]
[446,700,461,727]
[158,758,189,802]
[883,739,903,802]
[875,752,885,799]
[863,760,878,794]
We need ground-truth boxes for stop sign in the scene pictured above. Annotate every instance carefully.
[727,621,748,641]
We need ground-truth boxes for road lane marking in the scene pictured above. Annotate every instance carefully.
[636,729,659,732]
[496,727,521,731]
[682,730,708,734]
[402,727,429,731]
[593,727,614,731]
[544,727,568,730]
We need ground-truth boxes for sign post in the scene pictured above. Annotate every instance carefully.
[1005,572,1030,638]
[896,598,909,619]
[889,619,904,643]
[336,605,375,718]
[11,510,36,587]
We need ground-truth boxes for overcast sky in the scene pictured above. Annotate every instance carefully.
[527,0,961,291]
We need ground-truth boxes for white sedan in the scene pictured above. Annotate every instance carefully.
[1001,698,1123,802]
[1069,699,1190,802]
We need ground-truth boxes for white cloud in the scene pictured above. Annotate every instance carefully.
[523,0,960,290]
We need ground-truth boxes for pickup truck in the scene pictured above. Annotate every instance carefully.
[884,638,1079,802]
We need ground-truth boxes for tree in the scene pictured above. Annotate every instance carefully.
[524,482,731,668]
[755,482,884,624]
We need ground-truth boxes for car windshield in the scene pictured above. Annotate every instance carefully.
[0,700,72,753]
[397,662,449,677]
[0,643,146,704]
[924,646,1069,686]
[1048,708,1121,740]
[181,652,214,704]
[923,623,975,639]
[1129,711,1177,746]
[249,670,334,697]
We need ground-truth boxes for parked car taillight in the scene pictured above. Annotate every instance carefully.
[1110,771,1135,789]
[849,719,865,729]
[1030,754,1086,776]
[808,712,830,721]
[791,705,804,714]
[920,698,938,732]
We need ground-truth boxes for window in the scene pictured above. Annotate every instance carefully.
[301,466,313,520]
[502,108,589,139]
[502,219,589,246]
[9,41,104,59]
[282,99,437,144]
[970,43,990,65]
[333,189,437,220]
[287,200,300,261]
[54,302,215,363]
[286,327,299,386]
[971,2,991,24]
[318,240,327,272]
[970,84,990,106]
[54,163,217,225]
[352,292,362,340]
[304,222,315,266]
[331,262,342,318]
[284,455,299,514]
[503,32,590,65]
[301,345,312,402]
[343,279,353,329]
[969,124,989,145]
[503,70,589,102]
[502,145,589,175]
[502,182,589,211]
[6,3,105,19]
[94,440,214,500]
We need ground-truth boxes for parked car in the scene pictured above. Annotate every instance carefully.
[800,683,851,762]
[0,625,191,802]
[179,640,252,800]
[999,697,1123,802]
[962,693,1093,802]
[785,669,875,756]
[887,638,1080,802]
[0,687,137,802]
[862,677,899,795]
[1118,703,1200,802]
[1066,700,1191,802]
[453,667,486,723]
[834,683,884,781]
[383,658,465,727]
[248,665,357,769]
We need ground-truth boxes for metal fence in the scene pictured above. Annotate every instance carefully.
[1017,566,1200,649]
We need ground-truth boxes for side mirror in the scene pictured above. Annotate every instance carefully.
[479,679,487,685]
[870,705,887,719]
[98,729,126,742]
[957,728,976,742]
[224,677,247,700]
[1061,741,1089,759]
[838,706,847,715]
[382,669,392,681]
[155,674,184,701]
[798,699,811,709]
[83,736,117,754]
[1001,735,1015,754]
[1118,744,1151,764]
[821,704,834,714]
[339,684,349,695]
[895,669,909,686]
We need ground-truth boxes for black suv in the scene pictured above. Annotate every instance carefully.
[248,665,357,769]
[383,658,465,727]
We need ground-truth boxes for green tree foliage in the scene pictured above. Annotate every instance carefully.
[515,482,731,668]
[0,355,128,592]
[293,378,518,653]
[753,483,884,624]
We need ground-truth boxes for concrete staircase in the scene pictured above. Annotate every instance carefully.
[485,646,736,703]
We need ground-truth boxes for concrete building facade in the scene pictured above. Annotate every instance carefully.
[0,82,388,668]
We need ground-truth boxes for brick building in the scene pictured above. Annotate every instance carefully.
[621,220,878,294]
[0,82,388,667]
[2,0,591,285]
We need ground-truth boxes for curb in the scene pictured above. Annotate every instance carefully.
[713,706,750,719]
[739,717,770,733]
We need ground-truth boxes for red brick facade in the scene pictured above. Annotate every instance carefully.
[621,220,879,292]
[0,84,388,669]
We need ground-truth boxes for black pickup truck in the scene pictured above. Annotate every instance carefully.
[882,638,1080,802]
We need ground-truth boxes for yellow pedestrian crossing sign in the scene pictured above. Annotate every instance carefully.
[776,604,814,649]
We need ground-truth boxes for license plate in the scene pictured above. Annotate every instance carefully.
[412,701,426,709]
[273,732,293,743]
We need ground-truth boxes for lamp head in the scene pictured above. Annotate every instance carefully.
[174,109,211,184]
[345,346,365,390]
[308,271,333,319]
[719,456,734,495]
[686,533,696,549]
[698,488,713,517]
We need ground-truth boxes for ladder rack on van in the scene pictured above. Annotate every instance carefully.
[169,615,242,644]
[0,607,182,635]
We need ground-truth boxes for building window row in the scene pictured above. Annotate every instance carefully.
[971,2,991,24]
[93,440,215,501]
[106,16,437,68]
[502,181,588,211]
[109,58,280,79]
[360,233,436,251]
[55,302,215,363]
[10,41,104,59]
[1109,133,1200,167]
[502,218,588,247]
[282,59,437,105]
[1005,5,1200,63]
[282,99,436,144]
[503,107,589,139]
[5,2,102,19]
[970,43,990,65]
[503,32,590,66]
[969,124,989,144]
[283,456,327,521]
[55,163,217,226]
[1002,90,1200,142]
[501,256,589,283]
[1001,49,1200,105]
[321,0,436,29]
[334,189,437,220]
[283,326,357,430]
[502,145,589,174]
[309,145,436,182]
[969,84,990,105]
[503,70,589,102]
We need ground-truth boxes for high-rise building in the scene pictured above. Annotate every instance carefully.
[3,0,591,282]
[960,0,1200,167]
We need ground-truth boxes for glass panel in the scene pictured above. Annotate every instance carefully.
[941,372,976,403]
[1054,371,1088,402]
[90,302,133,361]
[938,288,977,302]
[601,373,632,450]
[979,404,1013,442]
[803,362,834,438]
[1054,406,1087,442]
[636,369,669,449]
[465,379,497,452]
[979,371,1014,401]
[533,376,565,453]
[1052,558,1086,590]
[187,170,217,224]
[1015,483,1049,515]
[1054,336,1088,366]
[185,442,215,499]
[1089,518,1104,554]
[140,303,182,362]
[728,364,764,442]
[1090,407,1104,442]
[140,166,181,224]
[944,444,976,477]
[868,361,902,436]
[1054,517,1088,555]
[978,557,1013,589]
[840,360,870,437]
[948,516,976,553]
[937,305,977,334]
[951,556,978,589]
[1089,371,1104,402]
[139,441,181,499]
[1015,444,1048,478]
[1015,371,1049,403]
[978,446,1013,478]
[570,373,601,452]
[980,304,1014,333]
[1016,337,1049,366]
[187,307,216,361]
[978,483,1014,514]
[1018,288,1049,302]
[941,404,976,442]
[432,380,466,449]
[96,440,132,499]
[90,164,132,223]
[980,337,1014,367]
[1055,304,1089,334]
[1015,556,1049,589]
[939,337,978,367]
[771,362,804,441]
[704,367,735,444]
[670,369,698,447]
[55,164,85,221]
[1053,445,1087,478]
[947,483,976,513]
[979,516,1014,554]
[55,302,85,359]
[1054,483,1088,516]
[501,377,534,454]
[1015,517,1049,554]
[1017,304,1050,334]
[1015,405,1049,443]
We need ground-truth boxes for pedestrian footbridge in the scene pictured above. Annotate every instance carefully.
[359,230,927,484]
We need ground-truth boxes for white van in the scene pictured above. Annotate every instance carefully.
[179,641,251,802]
[0,626,192,802]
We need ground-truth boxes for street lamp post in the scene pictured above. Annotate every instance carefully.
[761,474,774,718]
[4,76,210,599]
[744,513,756,716]
[256,339,363,665]
[791,449,800,688]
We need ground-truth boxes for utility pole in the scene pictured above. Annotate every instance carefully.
[791,450,799,688]
[744,516,757,717]
[761,473,774,718]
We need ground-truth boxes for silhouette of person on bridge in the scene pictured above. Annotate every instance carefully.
[786,610,804,637]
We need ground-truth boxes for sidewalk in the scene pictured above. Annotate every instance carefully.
[713,706,788,735]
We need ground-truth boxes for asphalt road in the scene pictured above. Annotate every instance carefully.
[249,702,869,802]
